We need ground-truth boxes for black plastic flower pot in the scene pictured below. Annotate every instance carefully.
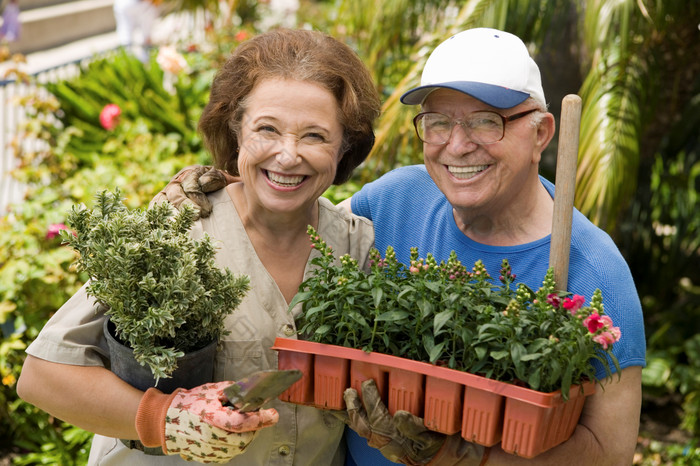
[104,318,218,455]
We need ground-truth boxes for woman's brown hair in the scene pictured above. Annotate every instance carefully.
[198,28,381,185]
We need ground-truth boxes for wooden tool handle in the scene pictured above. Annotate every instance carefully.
[549,94,582,291]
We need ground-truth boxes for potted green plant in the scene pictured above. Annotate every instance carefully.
[274,226,621,458]
[61,189,250,390]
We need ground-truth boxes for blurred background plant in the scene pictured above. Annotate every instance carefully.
[0,0,697,464]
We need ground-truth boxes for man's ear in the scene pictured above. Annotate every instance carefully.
[536,112,556,151]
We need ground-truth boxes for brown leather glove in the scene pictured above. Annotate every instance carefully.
[150,165,233,219]
[343,379,486,465]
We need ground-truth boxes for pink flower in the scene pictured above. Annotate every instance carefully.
[600,315,614,328]
[583,311,604,333]
[593,330,620,350]
[409,266,420,274]
[563,294,585,314]
[46,223,69,240]
[546,293,561,308]
[99,104,121,130]
[235,30,250,42]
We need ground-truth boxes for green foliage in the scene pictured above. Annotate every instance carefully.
[2,0,696,460]
[635,438,700,466]
[62,190,250,380]
[0,39,223,462]
[624,147,700,436]
[292,227,620,399]
[0,202,87,462]
[321,180,363,205]
[43,49,211,157]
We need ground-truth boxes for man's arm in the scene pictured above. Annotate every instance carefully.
[485,366,642,465]
[337,197,353,212]
[151,166,234,218]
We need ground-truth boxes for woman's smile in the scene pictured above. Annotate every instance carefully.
[264,169,307,188]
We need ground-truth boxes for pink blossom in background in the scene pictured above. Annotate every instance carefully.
[156,46,188,74]
[99,104,121,130]
[46,223,68,240]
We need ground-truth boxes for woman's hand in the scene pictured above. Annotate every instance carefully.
[136,381,279,463]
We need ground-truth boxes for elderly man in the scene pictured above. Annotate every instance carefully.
[158,28,646,466]
[339,28,645,466]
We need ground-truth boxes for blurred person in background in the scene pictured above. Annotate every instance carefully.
[113,0,161,62]
[0,0,20,42]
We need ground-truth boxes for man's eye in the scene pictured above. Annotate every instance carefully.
[469,116,501,129]
[426,118,451,131]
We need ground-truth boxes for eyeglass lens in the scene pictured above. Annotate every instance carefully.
[415,111,506,145]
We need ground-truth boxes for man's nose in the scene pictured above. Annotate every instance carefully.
[447,123,478,152]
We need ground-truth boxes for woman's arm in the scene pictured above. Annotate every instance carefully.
[17,355,143,439]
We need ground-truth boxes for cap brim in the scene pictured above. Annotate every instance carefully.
[400,81,530,109]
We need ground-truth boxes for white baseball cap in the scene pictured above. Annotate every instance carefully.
[401,28,546,109]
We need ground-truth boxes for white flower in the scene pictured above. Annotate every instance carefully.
[156,45,188,74]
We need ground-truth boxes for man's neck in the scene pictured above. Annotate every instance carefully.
[452,179,554,246]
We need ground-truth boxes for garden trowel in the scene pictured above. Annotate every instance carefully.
[223,369,302,412]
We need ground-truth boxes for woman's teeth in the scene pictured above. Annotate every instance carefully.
[448,165,488,179]
[267,170,305,187]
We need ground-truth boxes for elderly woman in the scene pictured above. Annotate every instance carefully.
[17,28,379,465]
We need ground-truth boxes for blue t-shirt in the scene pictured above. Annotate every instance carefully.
[347,165,646,465]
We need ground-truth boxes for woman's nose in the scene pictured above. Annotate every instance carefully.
[275,147,300,167]
[275,140,301,167]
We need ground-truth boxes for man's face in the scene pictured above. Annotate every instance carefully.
[421,89,547,216]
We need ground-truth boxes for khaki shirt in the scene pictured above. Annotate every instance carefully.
[26,190,375,466]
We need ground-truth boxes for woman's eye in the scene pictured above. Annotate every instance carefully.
[304,132,326,142]
[256,124,278,135]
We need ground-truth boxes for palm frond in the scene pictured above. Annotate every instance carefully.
[360,0,569,177]
[577,44,644,230]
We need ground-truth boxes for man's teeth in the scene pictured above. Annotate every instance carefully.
[267,171,305,187]
[448,165,488,179]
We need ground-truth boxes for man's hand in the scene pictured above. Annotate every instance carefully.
[151,165,233,219]
[343,379,485,465]
[136,381,279,463]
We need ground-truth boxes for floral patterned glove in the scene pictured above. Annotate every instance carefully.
[343,379,486,466]
[135,381,279,464]
[150,165,232,219]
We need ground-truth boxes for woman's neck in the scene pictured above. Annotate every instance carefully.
[226,183,318,303]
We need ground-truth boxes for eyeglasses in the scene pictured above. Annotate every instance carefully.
[412,108,539,145]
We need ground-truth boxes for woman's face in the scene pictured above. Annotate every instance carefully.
[236,78,344,216]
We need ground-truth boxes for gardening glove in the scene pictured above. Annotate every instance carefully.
[343,379,486,466]
[135,381,279,463]
[151,165,233,219]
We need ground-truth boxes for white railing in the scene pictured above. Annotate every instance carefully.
[0,53,111,214]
